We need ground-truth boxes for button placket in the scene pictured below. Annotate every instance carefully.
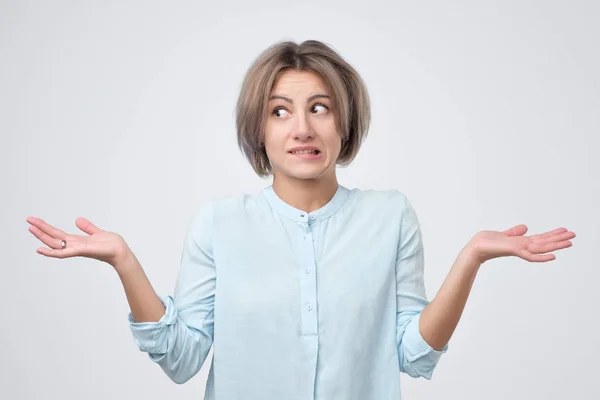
[299,218,318,336]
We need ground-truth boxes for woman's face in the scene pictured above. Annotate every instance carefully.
[264,69,341,182]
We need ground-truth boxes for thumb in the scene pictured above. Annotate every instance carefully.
[75,217,103,235]
[503,224,528,237]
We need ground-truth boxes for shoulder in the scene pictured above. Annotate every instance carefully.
[345,187,422,230]
[188,190,267,224]
[183,194,251,244]
[349,187,412,214]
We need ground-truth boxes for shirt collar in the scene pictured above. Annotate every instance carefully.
[261,184,350,223]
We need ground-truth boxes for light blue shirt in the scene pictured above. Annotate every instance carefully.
[128,184,448,399]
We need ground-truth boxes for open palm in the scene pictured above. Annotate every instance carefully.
[472,224,575,264]
[26,216,127,265]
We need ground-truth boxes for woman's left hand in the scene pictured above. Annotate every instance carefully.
[469,224,576,264]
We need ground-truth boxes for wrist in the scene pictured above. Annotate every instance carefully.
[111,246,138,274]
[458,241,483,273]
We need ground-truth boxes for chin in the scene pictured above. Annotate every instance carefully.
[291,172,325,181]
[278,165,331,181]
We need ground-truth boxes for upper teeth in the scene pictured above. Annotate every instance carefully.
[292,150,318,154]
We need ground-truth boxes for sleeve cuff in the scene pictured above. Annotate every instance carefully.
[128,295,177,354]
[403,312,449,363]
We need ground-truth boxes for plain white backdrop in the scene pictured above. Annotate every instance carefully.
[2,1,598,399]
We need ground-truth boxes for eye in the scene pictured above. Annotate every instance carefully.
[272,107,290,118]
[311,103,329,115]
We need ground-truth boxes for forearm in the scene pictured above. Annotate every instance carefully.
[418,244,481,351]
[114,249,166,323]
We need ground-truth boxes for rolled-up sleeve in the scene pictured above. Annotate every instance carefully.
[128,200,217,384]
[128,294,178,354]
[395,194,448,379]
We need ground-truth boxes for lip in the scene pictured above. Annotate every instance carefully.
[288,146,321,153]
[288,146,322,160]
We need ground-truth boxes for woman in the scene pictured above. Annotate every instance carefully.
[26,40,576,399]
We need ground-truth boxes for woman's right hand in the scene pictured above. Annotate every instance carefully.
[26,216,131,269]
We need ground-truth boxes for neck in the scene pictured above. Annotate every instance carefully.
[272,172,339,214]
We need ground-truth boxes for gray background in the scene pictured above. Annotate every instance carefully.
[2,0,598,399]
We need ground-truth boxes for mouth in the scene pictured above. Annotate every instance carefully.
[289,149,321,155]
[288,148,322,160]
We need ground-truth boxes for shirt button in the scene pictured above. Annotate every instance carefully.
[305,267,311,274]
[306,304,313,311]
[309,215,316,221]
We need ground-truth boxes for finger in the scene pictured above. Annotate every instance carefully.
[503,224,528,236]
[75,217,102,235]
[530,240,572,254]
[28,225,66,250]
[530,227,568,241]
[26,217,67,240]
[36,246,79,259]
[534,231,576,244]
[520,249,556,262]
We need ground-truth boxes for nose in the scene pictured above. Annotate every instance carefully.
[292,110,314,141]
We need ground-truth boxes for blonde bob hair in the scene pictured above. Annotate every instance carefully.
[236,40,371,177]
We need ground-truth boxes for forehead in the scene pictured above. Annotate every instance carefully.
[271,70,329,95]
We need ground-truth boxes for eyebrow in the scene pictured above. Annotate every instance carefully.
[269,94,331,103]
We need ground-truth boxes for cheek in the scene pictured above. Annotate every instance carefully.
[322,129,342,153]
[330,139,343,157]
[264,123,283,148]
